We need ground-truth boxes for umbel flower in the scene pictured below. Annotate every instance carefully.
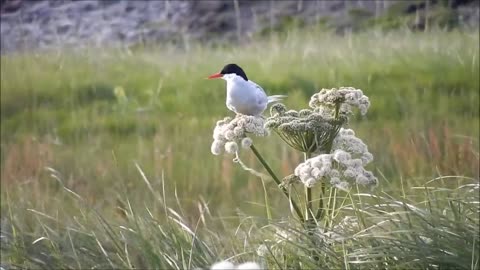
[264,103,345,153]
[309,87,371,116]
[211,114,268,155]
[265,87,370,154]
[209,86,376,224]
[294,128,378,189]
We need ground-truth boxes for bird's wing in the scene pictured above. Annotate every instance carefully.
[267,95,287,103]
[248,80,269,106]
[248,80,267,95]
[248,80,286,103]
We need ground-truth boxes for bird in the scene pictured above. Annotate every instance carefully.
[207,63,286,116]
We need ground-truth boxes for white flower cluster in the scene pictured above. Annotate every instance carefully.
[332,128,373,165]
[309,87,371,116]
[211,115,268,155]
[294,128,377,189]
[265,103,343,153]
[210,261,263,270]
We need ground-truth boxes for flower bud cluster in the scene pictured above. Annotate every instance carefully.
[332,128,373,165]
[309,87,371,116]
[211,115,268,155]
[265,103,343,153]
[294,128,377,189]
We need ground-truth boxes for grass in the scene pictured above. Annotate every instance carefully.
[1,26,479,269]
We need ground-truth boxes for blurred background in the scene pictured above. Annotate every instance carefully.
[1,0,479,52]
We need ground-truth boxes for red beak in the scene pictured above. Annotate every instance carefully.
[207,72,223,79]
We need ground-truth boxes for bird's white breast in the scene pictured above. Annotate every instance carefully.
[224,75,267,115]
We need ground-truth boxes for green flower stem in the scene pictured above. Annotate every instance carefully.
[315,182,325,220]
[334,102,340,119]
[318,104,341,228]
[304,152,313,223]
[304,151,319,263]
[324,186,335,230]
[306,187,313,220]
[250,144,304,222]
[314,143,338,223]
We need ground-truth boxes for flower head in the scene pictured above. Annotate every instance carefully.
[309,87,370,116]
[266,87,370,154]
[333,128,372,162]
[265,103,343,153]
[293,128,377,189]
[211,115,268,155]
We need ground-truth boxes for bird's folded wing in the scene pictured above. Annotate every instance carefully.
[267,95,287,103]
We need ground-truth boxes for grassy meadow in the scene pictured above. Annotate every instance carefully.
[1,27,479,269]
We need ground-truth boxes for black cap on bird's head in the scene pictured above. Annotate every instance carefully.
[207,63,248,81]
[220,64,248,81]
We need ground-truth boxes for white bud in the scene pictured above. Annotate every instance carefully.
[318,167,330,177]
[330,177,341,185]
[347,159,363,168]
[355,175,369,185]
[329,169,340,178]
[233,127,244,137]
[343,168,357,178]
[225,130,235,141]
[361,152,374,165]
[211,140,224,155]
[311,168,322,178]
[224,142,238,154]
[294,164,304,176]
[336,181,350,191]
[241,137,253,148]
[333,150,351,163]
[305,178,317,187]
[299,166,312,176]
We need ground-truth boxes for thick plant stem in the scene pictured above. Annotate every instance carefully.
[304,152,313,223]
[250,144,304,222]
[304,151,319,262]
[306,186,313,221]
[315,182,325,220]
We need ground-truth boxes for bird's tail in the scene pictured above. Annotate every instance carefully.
[267,95,287,104]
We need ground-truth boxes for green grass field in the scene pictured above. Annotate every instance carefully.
[1,28,479,269]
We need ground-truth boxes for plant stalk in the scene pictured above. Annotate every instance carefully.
[250,144,304,222]
[304,151,319,262]
[304,152,313,223]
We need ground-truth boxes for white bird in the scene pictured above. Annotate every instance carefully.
[207,63,286,116]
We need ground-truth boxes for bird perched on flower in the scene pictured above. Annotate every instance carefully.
[208,63,286,116]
